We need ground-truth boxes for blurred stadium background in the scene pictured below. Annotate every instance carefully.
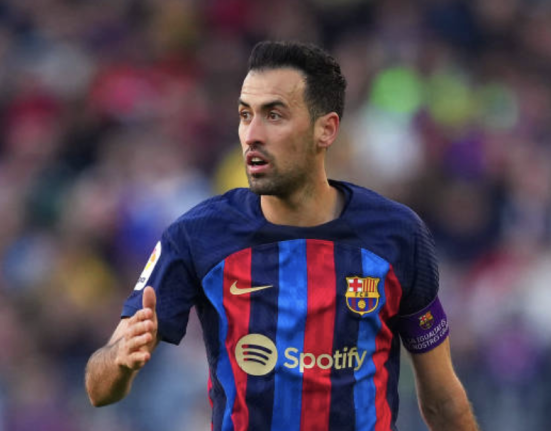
[1,0,551,430]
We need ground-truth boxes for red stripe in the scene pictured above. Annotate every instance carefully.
[223,248,252,431]
[373,265,402,431]
[300,240,336,431]
[207,375,214,431]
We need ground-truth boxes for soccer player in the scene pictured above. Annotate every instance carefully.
[85,41,479,431]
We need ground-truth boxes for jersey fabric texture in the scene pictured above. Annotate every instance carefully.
[122,180,448,431]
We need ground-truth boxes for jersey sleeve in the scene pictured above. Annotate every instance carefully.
[122,227,200,345]
[397,216,449,354]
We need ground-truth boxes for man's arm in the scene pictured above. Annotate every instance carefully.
[410,338,479,431]
[85,286,159,407]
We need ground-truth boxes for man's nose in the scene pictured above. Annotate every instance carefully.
[243,115,266,146]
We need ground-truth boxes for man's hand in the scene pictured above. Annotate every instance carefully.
[114,286,159,371]
[85,286,160,406]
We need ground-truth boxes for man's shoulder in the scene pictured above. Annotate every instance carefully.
[340,180,420,226]
[166,187,259,236]
[183,187,254,217]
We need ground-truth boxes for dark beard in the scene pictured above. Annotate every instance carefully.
[247,168,309,197]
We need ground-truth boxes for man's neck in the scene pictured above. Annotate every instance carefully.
[260,180,344,227]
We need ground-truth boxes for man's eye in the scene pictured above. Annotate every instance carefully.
[240,111,251,121]
[268,112,281,120]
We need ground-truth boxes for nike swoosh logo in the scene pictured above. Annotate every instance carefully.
[230,281,274,295]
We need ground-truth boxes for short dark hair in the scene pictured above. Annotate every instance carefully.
[247,41,347,120]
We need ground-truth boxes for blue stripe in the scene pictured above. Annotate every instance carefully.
[329,243,361,431]
[203,261,235,431]
[247,244,279,430]
[271,239,308,431]
[354,249,390,431]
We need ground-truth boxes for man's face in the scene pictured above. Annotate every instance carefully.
[238,68,317,197]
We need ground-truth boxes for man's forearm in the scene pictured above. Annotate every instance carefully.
[85,339,138,407]
[421,392,479,431]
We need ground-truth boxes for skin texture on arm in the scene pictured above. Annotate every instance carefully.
[410,338,480,431]
[85,286,159,407]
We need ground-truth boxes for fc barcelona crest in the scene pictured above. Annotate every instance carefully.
[419,311,434,330]
[345,276,381,316]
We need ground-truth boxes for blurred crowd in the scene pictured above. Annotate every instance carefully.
[1,0,551,430]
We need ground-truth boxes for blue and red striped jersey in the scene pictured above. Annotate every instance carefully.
[122,180,449,431]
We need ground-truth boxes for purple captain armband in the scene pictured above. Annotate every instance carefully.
[398,296,450,354]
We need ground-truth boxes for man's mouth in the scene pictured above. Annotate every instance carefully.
[249,156,268,167]
[246,152,270,174]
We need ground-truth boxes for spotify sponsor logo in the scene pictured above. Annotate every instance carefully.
[236,334,367,376]
[235,334,278,376]
[284,346,367,372]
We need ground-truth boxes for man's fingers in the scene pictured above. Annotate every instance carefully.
[134,308,153,322]
[117,287,158,371]
[113,308,158,372]
[126,351,151,370]
[117,334,153,369]
[128,320,153,337]
[128,333,152,351]
[142,286,157,313]
[115,343,151,369]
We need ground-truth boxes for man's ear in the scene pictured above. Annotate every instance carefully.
[315,112,340,150]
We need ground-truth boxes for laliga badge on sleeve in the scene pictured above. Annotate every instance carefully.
[134,241,162,291]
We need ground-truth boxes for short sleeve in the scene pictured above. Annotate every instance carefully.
[122,228,200,345]
[397,217,449,354]
[399,217,440,316]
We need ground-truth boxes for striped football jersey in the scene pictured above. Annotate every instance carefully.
[122,180,449,431]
